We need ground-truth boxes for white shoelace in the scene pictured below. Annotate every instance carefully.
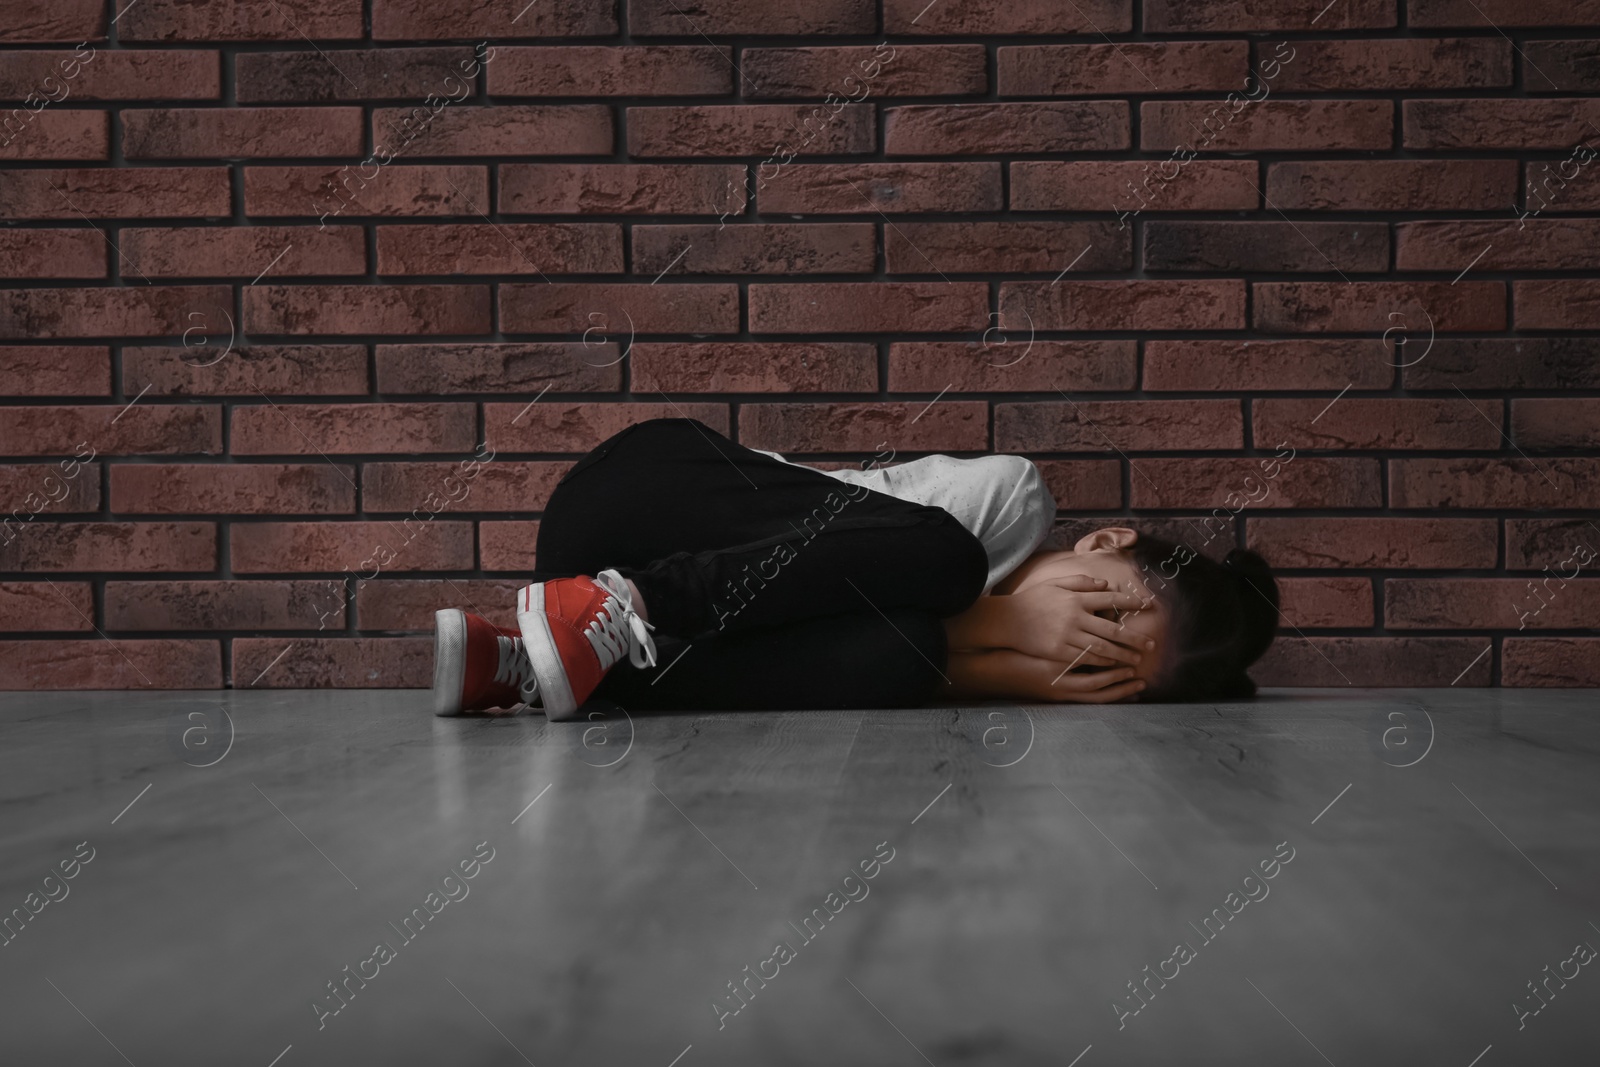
[585,568,658,671]
[493,635,540,704]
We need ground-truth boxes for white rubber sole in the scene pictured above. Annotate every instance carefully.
[431,608,467,717]
[517,583,580,721]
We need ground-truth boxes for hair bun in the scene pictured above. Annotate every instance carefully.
[1221,548,1280,674]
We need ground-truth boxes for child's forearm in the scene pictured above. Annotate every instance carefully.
[942,595,1016,652]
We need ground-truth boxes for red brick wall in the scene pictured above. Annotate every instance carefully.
[2,0,1597,690]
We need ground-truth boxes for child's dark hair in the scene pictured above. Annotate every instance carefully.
[1127,534,1280,701]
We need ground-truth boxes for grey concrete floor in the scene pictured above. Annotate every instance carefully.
[0,688,1596,1067]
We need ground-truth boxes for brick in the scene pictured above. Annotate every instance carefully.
[1512,399,1600,448]
[357,578,525,631]
[112,464,356,515]
[739,402,988,453]
[245,165,488,219]
[1144,340,1395,392]
[245,285,491,336]
[1011,160,1259,213]
[0,49,220,100]
[1142,100,1392,152]
[374,0,614,38]
[1523,157,1600,213]
[362,462,567,513]
[1408,1,1600,28]
[124,107,362,159]
[1278,577,1374,629]
[0,0,104,42]
[375,223,622,276]
[0,463,101,515]
[999,42,1246,95]
[230,521,476,574]
[1398,219,1600,271]
[121,0,362,40]
[1522,40,1600,90]
[1032,461,1121,510]
[106,580,346,631]
[1515,280,1600,329]
[500,163,745,215]
[760,162,1004,214]
[1253,282,1506,333]
[232,403,478,456]
[0,346,109,396]
[631,342,876,393]
[1402,339,1600,389]
[0,640,220,689]
[1130,458,1382,509]
[377,344,620,394]
[1266,38,1510,91]
[124,345,369,397]
[1256,398,1502,451]
[0,582,93,631]
[628,104,874,157]
[1000,281,1246,332]
[886,221,1130,274]
[480,521,540,572]
[232,637,430,688]
[1389,459,1600,509]
[0,522,215,572]
[1506,519,1600,570]
[1266,161,1520,212]
[886,103,1128,154]
[996,401,1243,452]
[0,405,221,457]
[374,105,612,157]
[0,111,107,160]
[237,47,474,103]
[0,285,232,339]
[500,283,739,334]
[489,46,730,96]
[884,0,1130,33]
[1145,221,1388,273]
[890,341,1138,393]
[484,402,727,453]
[0,229,104,279]
[1386,579,1600,630]
[630,0,875,34]
[634,223,875,275]
[1146,0,1393,30]
[749,282,988,333]
[1248,517,1500,570]
[1503,639,1600,687]
[1251,638,1490,688]
[0,167,231,219]
[121,225,366,279]
[1404,100,1600,149]
[745,45,984,98]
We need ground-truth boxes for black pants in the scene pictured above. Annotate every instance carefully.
[531,419,988,710]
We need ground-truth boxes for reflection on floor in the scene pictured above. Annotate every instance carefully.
[0,688,1595,1067]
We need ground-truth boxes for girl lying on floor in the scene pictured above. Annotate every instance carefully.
[431,418,1279,718]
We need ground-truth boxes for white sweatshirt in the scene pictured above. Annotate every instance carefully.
[754,450,1058,592]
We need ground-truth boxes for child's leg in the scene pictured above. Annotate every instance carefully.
[592,608,949,711]
[533,418,988,641]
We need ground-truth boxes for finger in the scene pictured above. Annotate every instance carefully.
[1067,650,1120,669]
[1050,666,1139,691]
[1067,679,1148,704]
[1043,575,1108,592]
[1064,630,1144,666]
[1075,590,1159,614]
[1077,613,1157,652]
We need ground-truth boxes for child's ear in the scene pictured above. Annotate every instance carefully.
[1073,527,1139,553]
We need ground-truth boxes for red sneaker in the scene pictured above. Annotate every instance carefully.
[516,568,657,721]
[432,608,540,717]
